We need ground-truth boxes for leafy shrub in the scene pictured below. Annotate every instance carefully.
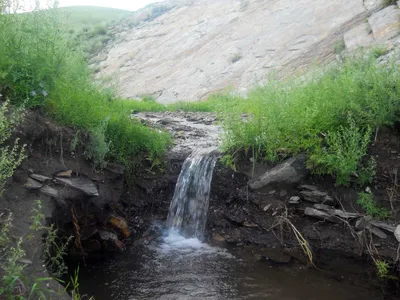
[217,57,400,181]
[356,192,390,220]
[309,117,372,185]
[0,101,26,193]
[85,119,110,169]
[357,156,376,186]
[334,39,346,54]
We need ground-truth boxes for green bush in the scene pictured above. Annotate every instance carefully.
[356,192,390,220]
[0,101,26,193]
[309,117,372,185]
[216,57,400,183]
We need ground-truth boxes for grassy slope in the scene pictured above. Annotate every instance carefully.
[57,6,130,30]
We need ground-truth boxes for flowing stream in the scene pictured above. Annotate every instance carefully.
[77,150,385,300]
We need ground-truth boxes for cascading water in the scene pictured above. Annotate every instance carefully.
[166,148,218,239]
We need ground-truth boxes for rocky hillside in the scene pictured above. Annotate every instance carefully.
[92,0,400,103]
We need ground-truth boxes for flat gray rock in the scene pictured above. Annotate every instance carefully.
[24,178,43,190]
[395,225,400,242]
[55,177,99,197]
[369,5,400,41]
[249,154,308,190]
[40,185,59,198]
[30,174,52,183]
[300,190,336,205]
[344,22,374,50]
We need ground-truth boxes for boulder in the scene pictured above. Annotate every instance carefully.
[55,177,99,196]
[299,190,336,205]
[40,185,59,198]
[304,207,339,223]
[29,174,51,183]
[368,5,400,42]
[24,178,42,190]
[249,154,308,190]
[98,230,125,251]
[344,22,374,50]
[288,196,300,204]
[108,215,131,238]
[395,225,400,242]
[55,170,73,178]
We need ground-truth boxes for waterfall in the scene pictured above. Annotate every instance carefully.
[166,148,218,239]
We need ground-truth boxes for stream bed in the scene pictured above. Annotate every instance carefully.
[77,231,384,300]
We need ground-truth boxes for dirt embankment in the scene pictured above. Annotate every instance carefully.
[0,111,132,296]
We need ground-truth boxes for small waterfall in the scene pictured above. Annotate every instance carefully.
[166,148,218,239]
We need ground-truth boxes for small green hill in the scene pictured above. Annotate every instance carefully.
[57,6,131,30]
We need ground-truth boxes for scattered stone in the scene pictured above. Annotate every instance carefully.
[313,204,362,219]
[365,186,372,194]
[288,196,300,204]
[268,190,276,195]
[158,117,177,125]
[108,215,131,238]
[55,177,99,196]
[243,221,258,228]
[368,226,387,239]
[299,190,336,205]
[249,154,308,190]
[344,22,374,51]
[263,204,272,211]
[368,5,400,41]
[394,225,400,242]
[55,170,73,178]
[304,207,339,223]
[105,163,125,175]
[40,185,59,198]
[370,220,396,232]
[98,230,125,251]
[24,178,42,190]
[29,174,51,183]
[299,185,318,191]
[212,233,225,242]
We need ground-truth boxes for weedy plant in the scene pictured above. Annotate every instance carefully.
[356,192,391,220]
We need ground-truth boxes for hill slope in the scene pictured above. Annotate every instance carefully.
[92,0,400,103]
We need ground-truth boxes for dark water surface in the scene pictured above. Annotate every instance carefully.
[77,232,383,300]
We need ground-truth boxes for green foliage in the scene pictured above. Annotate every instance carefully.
[383,0,397,7]
[220,154,237,171]
[0,1,171,169]
[357,156,376,186]
[371,46,388,58]
[212,57,400,184]
[85,119,110,169]
[0,101,26,193]
[309,117,372,185]
[356,192,391,220]
[375,259,390,279]
[334,39,346,54]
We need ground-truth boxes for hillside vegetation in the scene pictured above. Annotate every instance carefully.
[0,1,171,169]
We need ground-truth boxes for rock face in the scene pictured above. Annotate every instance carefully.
[94,0,371,103]
[368,5,400,41]
[249,154,308,190]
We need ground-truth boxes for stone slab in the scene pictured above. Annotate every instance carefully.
[369,5,400,41]
[344,22,374,50]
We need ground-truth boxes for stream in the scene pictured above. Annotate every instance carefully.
[77,148,385,300]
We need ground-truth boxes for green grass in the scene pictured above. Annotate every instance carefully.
[0,2,171,168]
[209,57,400,185]
[56,6,130,30]
[356,192,391,220]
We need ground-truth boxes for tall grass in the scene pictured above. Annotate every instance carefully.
[0,1,171,167]
[217,57,400,184]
